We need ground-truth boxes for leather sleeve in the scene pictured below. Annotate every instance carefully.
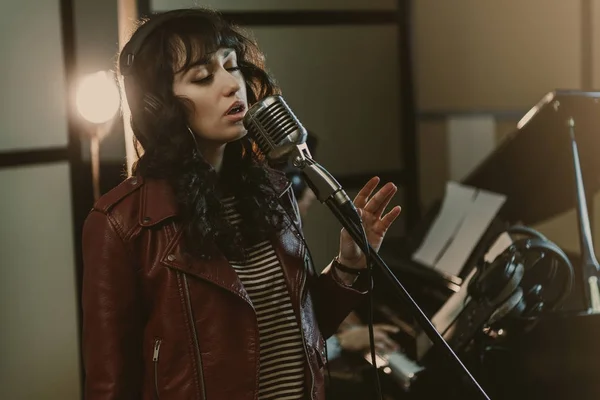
[81,210,143,399]
[280,185,370,338]
[311,263,370,338]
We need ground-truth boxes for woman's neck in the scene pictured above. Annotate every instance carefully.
[198,141,227,174]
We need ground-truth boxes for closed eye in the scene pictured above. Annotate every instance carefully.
[192,75,213,85]
[192,67,241,85]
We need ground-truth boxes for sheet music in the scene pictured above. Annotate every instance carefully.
[412,181,506,277]
[435,189,507,276]
[412,182,476,267]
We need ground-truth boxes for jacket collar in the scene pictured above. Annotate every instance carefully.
[141,168,294,306]
[139,177,179,227]
[137,168,292,227]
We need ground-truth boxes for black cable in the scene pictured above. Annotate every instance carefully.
[366,262,383,400]
[344,212,383,400]
[280,194,383,400]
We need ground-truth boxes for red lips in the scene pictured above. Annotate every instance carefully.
[225,100,245,116]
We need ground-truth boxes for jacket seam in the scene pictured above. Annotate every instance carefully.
[101,212,138,268]
[105,212,126,240]
[176,273,202,399]
[166,223,203,399]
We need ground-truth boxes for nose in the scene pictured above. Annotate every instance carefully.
[221,69,242,97]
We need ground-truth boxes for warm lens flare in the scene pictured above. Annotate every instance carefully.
[75,71,120,124]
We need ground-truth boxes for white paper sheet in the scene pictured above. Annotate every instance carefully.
[435,189,507,276]
[411,181,506,277]
[412,182,476,267]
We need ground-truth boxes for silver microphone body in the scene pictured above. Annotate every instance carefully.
[243,95,308,162]
[243,95,359,221]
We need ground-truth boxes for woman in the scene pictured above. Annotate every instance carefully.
[82,8,401,400]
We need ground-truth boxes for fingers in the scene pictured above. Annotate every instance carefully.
[373,329,400,353]
[353,176,380,209]
[380,206,402,229]
[375,342,391,354]
[338,324,402,354]
[363,182,398,218]
[353,177,402,224]
[372,184,398,218]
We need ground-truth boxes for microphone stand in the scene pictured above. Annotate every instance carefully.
[567,118,600,312]
[291,144,490,399]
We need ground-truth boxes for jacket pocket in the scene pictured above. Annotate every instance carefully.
[152,338,162,399]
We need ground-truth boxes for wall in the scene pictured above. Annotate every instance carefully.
[0,0,81,398]
[414,0,600,257]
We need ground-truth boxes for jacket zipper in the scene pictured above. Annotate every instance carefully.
[153,338,162,399]
[182,274,207,400]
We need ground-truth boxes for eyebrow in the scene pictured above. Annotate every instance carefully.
[186,49,235,71]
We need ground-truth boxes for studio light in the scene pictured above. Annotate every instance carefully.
[74,70,121,201]
[75,71,120,124]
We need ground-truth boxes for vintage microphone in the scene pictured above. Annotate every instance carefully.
[244,95,383,395]
[244,95,490,399]
[244,96,363,229]
[567,118,600,312]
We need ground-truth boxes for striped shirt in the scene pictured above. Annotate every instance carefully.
[222,196,306,400]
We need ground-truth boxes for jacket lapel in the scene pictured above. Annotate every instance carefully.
[159,228,253,305]
[139,170,295,307]
[271,185,308,314]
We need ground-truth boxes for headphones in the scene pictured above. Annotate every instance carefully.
[118,10,198,120]
[468,225,574,332]
[119,10,190,77]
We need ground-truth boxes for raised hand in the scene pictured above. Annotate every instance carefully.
[337,176,402,270]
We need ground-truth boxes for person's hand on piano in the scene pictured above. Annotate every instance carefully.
[336,324,400,355]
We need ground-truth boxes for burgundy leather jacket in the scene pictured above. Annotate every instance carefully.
[81,173,369,400]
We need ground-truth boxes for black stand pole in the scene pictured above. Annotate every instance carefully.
[568,118,600,312]
[298,153,490,400]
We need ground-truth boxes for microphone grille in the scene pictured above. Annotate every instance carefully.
[244,95,307,160]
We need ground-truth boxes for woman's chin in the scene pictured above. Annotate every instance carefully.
[228,128,247,142]
[200,126,247,145]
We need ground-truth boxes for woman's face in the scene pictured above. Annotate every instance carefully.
[173,47,248,145]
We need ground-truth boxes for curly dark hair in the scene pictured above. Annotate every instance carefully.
[119,8,290,260]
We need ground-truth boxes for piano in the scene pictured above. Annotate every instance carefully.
[339,91,600,400]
